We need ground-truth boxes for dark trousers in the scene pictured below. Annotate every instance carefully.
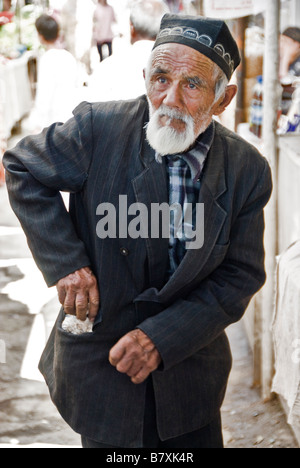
[81,378,224,449]
[96,41,113,62]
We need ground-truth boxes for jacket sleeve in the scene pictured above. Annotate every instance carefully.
[3,101,93,287]
[138,159,273,371]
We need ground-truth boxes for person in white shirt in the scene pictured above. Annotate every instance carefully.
[163,0,197,14]
[88,0,169,102]
[28,14,78,132]
[0,86,5,186]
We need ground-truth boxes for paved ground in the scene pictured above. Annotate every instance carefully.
[223,324,298,448]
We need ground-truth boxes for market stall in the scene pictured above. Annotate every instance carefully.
[272,239,300,445]
[277,136,300,252]
[0,2,41,136]
[0,84,5,184]
[0,1,42,179]
[0,52,33,138]
[272,133,300,445]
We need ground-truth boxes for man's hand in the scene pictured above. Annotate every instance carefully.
[56,267,100,322]
[109,330,161,384]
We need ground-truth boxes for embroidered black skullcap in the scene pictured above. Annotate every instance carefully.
[153,14,241,80]
[282,27,300,44]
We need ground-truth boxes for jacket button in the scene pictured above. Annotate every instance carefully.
[120,247,129,256]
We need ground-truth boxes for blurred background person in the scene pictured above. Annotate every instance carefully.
[163,0,196,14]
[88,0,169,102]
[93,0,117,62]
[164,0,181,13]
[0,85,5,186]
[1,0,11,10]
[26,14,78,133]
[279,27,300,79]
[59,0,95,76]
[0,0,13,25]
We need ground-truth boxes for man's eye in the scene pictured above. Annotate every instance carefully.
[187,81,200,90]
[157,76,167,84]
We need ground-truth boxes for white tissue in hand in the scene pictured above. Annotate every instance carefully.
[62,315,93,335]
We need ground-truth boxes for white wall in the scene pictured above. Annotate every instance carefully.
[280,0,300,31]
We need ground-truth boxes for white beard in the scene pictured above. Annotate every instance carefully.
[146,102,211,158]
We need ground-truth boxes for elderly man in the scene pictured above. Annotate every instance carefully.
[3,15,272,449]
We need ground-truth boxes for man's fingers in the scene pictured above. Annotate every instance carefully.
[126,362,143,378]
[109,331,161,385]
[131,367,150,385]
[88,285,100,322]
[75,293,89,321]
[64,291,99,322]
[109,340,126,367]
[115,353,140,375]
[57,287,66,307]
[63,290,76,316]
[131,351,161,384]
[56,267,100,322]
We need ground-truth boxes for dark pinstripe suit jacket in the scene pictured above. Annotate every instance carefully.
[3,95,272,447]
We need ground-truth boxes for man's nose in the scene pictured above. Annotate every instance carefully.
[163,83,183,109]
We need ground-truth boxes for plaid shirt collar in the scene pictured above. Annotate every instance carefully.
[155,120,215,182]
[155,121,215,276]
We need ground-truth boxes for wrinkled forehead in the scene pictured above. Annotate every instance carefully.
[149,43,217,79]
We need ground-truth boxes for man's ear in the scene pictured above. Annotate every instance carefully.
[213,85,238,116]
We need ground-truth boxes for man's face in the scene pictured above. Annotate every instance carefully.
[145,43,223,155]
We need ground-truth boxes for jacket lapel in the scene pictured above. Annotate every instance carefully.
[131,132,170,289]
[135,124,228,304]
[159,127,228,300]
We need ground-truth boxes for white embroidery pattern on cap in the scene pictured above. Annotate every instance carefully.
[157,27,234,74]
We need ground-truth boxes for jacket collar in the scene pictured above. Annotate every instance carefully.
[138,96,227,203]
